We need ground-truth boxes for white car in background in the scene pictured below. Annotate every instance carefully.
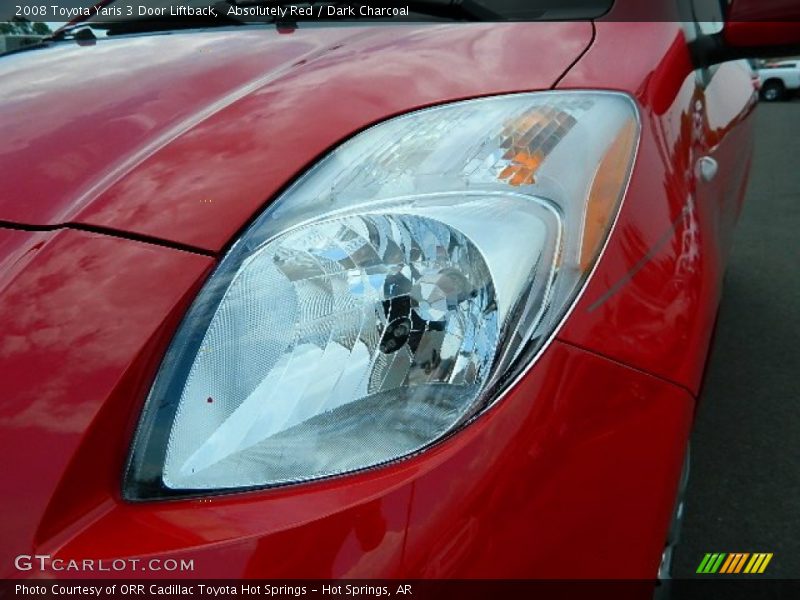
[758,60,800,101]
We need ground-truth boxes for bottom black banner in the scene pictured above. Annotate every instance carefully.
[3,580,800,600]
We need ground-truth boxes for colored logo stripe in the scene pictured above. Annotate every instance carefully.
[744,553,774,574]
[697,552,773,574]
[720,553,749,573]
[697,553,726,573]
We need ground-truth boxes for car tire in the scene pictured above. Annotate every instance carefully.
[761,80,787,102]
[654,444,691,600]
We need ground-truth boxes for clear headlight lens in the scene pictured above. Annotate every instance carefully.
[126,92,639,498]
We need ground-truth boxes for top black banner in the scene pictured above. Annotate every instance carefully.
[3,0,800,26]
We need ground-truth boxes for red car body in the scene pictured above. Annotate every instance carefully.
[0,4,758,580]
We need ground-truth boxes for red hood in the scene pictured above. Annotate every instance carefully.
[0,23,592,252]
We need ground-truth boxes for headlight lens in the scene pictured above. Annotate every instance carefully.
[126,92,639,498]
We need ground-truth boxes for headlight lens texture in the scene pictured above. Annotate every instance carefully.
[127,92,638,496]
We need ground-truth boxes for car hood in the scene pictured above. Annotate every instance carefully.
[0,22,593,252]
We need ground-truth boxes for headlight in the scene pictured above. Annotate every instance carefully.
[125,92,639,498]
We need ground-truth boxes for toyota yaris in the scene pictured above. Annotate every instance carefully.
[2,0,799,581]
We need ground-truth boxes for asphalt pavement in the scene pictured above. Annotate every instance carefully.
[672,99,800,578]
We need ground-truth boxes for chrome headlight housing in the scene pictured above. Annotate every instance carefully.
[125,91,639,498]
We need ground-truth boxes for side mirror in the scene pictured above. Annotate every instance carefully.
[693,0,800,65]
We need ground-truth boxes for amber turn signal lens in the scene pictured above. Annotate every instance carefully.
[581,118,638,271]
